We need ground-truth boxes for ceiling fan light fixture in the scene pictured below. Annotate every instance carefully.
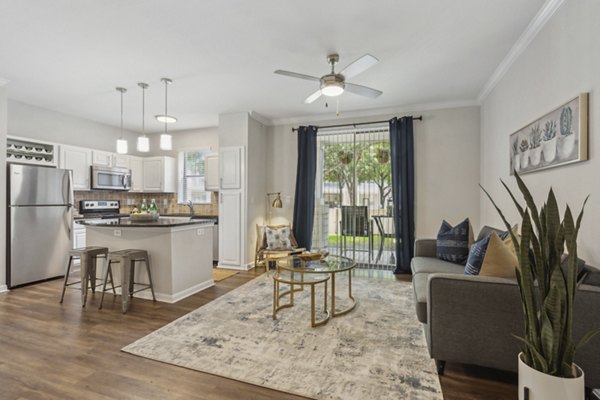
[321,83,344,97]
[155,114,178,123]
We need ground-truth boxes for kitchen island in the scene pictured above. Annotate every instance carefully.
[78,217,214,303]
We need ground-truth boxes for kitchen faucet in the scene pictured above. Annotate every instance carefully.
[187,200,194,217]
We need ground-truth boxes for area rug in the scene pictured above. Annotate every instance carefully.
[122,274,442,400]
[212,268,239,282]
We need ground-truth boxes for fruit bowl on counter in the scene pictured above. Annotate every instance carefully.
[129,213,159,222]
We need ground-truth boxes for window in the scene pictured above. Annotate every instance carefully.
[178,149,211,204]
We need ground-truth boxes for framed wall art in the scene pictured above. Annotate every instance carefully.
[509,93,588,175]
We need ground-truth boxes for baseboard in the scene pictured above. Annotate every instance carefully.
[111,279,215,304]
[0,285,8,294]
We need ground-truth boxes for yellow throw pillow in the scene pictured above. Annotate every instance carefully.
[479,232,518,278]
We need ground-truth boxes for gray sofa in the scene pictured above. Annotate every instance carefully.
[411,229,600,390]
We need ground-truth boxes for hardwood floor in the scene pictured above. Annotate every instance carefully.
[0,269,517,400]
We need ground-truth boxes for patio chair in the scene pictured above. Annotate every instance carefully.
[339,206,372,256]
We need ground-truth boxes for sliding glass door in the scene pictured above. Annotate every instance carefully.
[312,126,395,270]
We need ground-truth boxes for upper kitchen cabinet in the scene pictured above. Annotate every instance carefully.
[205,153,219,191]
[129,156,143,192]
[143,156,176,192]
[59,145,92,190]
[219,146,243,190]
[92,150,129,168]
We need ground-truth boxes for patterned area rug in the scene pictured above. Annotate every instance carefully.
[212,268,240,282]
[122,274,442,400]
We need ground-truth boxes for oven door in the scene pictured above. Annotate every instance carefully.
[91,166,131,191]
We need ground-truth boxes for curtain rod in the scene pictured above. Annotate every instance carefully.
[291,115,423,132]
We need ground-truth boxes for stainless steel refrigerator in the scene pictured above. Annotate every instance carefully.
[7,164,73,288]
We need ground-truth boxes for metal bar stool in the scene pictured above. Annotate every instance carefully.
[99,249,156,313]
[60,246,114,307]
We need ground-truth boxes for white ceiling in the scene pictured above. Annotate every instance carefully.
[0,0,546,132]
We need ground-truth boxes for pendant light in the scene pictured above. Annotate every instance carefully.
[136,82,150,152]
[159,77,173,151]
[115,87,128,154]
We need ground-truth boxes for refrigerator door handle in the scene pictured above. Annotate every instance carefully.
[64,206,72,237]
[63,170,74,206]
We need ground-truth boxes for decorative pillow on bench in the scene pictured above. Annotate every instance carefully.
[265,225,294,251]
[436,218,473,265]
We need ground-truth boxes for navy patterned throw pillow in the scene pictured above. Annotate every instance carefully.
[465,236,490,275]
[436,218,471,265]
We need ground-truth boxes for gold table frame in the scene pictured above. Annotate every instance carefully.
[272,271,330,327]
[276,255,357,319]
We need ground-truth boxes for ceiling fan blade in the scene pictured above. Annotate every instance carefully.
[304,89,322,104]
[345,83,382,99]
[339,54,379,79]
[274,70,321,82]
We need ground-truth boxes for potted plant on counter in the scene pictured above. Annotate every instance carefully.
[482,173,600,400]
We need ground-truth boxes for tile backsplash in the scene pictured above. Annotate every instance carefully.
[74,191,219,216]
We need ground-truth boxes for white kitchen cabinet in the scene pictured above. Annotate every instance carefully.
[205,153,219,191]
[129,156,144,192]
[218,191,241,266]
[219,147,242,190]
[92,150,130,169]
[143,156,176,192]
[113,154,130,168]
[92,150,113,166]
[59,145,91,190]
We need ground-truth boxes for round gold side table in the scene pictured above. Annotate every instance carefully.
[272,271,330,328]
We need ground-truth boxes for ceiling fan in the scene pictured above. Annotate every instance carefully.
[274,53,383,104]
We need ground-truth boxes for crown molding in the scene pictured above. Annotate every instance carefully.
[269,99,479,126]
[477,0,566,103]
[248,111,272,127]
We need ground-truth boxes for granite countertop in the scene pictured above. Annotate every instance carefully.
[77,217,215,228]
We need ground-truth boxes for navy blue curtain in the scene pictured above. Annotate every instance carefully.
[389,117,415,274]
[292,125,318,250]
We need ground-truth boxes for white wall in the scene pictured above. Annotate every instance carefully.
[266,106,481,239]
[0,85,7,292]
[147,127,219,158]
[480,0,600,264]
[8,100,143,154]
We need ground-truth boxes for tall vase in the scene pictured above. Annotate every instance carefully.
[518,353,584,400]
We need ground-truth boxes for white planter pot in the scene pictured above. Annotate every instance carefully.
[558,134,576,160]
[530,147,542,166]
[520,149,530,169]
[543,137,557,163]
[513,154,521,172]
[518,353,585,400]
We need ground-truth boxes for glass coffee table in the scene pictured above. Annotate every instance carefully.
[276,254,357,318]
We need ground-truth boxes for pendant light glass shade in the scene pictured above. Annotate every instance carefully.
[160,134,172,151]
[115,87,128,154]
[116,138,128,154]
[137,82,150,152]
[160,77,173,151]
[137,136,150,152]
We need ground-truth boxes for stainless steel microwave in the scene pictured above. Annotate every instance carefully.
[91,165,131,191]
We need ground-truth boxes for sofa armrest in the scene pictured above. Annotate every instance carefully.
[426,273,523,372]
[414,239,437,258]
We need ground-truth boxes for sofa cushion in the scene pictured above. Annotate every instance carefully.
[465,235,491,275]
[436,218,472,265]
[479,232,518,278]
[411,256,466,275]
[476,225,503,242]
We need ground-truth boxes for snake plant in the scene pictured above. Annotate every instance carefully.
[481,172,600,378]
